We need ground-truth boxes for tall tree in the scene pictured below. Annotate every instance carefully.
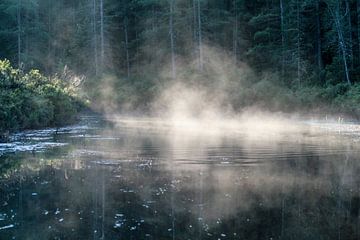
[124,17,130,79]
[296,0,301,85]
[197,0,203,71]
[280,0,285,78]
[233,0,238,63]
[17,0,21,67]
[100,0,104,72]
[92,0,98,75]
[326,0,351,85]
[315,0,323,83]
[169,0,176,79]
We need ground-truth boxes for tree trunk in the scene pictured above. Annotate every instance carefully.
[280,0,285,78]
[24,3,29,67]
[169,0,176,79]
[93,0,98,76]
[345,0,354,71]
[47,0,52,74]
[233,0,238,64]
[316,0,323,83]
[124,18,130,79]
[197,0,203,71]
[330,2,351,85]
[297,0,301,86]
[100,0,104,72]
[193,0,197,43]
[151,5,156,63]
[358,0,360,62]
[135,30,139,74]
[17,0,21,68]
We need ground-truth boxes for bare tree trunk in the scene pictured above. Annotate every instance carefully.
[47,0,52,74]
[152,5,156,32]
[135,29,139,74]
[169,0,176,79]
[124,18,130,79]
[100,0,104,72]
[297,0,301,86]
[345,0,354,70]
[316,0,323,83]
[93,0,98,76]
[152,5,156,62]
[330,2,351,85]
[17,0,21,68]
[233,0,238,64]
[192,0,199,64]
[358,0,360,61]
[24,4,29,67]
[192,0,197,43]
[197,0,203,71]
[280,0,285,78]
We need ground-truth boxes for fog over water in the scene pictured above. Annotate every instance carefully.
[2,0,360,238]
[0,114,360,239]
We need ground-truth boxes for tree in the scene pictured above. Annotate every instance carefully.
[325,0,351,85]
[169,0,176,79]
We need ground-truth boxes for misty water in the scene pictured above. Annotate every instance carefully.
[1,115,360,239]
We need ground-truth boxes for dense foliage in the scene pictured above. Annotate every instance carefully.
[1,0,360,115]
[0,59,82,136]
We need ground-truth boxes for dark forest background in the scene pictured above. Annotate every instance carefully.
[1,0,360,121]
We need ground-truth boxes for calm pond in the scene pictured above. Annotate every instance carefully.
[1,115,360,239]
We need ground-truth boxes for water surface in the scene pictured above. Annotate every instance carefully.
[1,115,360,239]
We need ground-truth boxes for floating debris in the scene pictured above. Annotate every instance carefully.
[114,221,123,229]
[120,189,135,193]
[0,224,14,230]
[0,213,6,221]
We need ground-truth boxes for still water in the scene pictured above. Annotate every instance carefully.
[1,115,360,239]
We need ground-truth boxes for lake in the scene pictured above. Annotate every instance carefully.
[1,114,360,240]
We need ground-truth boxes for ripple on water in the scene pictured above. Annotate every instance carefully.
[0,142,68,154]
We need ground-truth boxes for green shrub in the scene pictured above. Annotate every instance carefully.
[0,59,82,135]
[333,83,360,115]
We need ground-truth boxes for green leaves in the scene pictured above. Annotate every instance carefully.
[0,59,80,134]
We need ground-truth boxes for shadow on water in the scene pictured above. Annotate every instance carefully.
[1,115,360,239]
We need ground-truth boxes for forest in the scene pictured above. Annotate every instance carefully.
[3,1,360,239]
[1,0,360,132]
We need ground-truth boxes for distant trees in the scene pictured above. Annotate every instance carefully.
[0,0,360,87]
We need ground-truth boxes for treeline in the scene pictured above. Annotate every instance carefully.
[0,60,82,137]
[1,0,360,113]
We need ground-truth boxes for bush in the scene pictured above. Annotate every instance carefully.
[0,59,82,135]
[333,83,360,116]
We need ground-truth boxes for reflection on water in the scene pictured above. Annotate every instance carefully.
[1,115,360,239]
